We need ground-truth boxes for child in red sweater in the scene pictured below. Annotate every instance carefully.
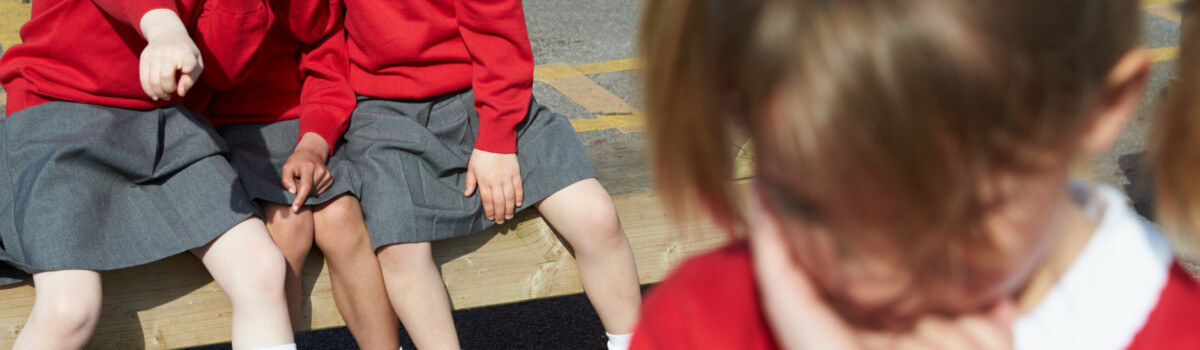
[200,0,399,348]
[338,0,641,348]
[0,1,295,349]
[632,0,1200,348]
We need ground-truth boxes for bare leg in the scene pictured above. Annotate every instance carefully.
[261,203,315,330]
[312,195,401,350]
[13,270,103,350]
[377,242,460,350]
[536,179,641,334]
[192,218,294,349]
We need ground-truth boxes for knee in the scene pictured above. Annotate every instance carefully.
[313,224,370,261]
[226,249,288,302]
[571,198,627,249]
[31,293,101,337]
[315,195,363,224]
[249,250,288,290]
[376,243,434,273]
[263,208,315,260]
[313,196,372,259]
[272,225,314,263]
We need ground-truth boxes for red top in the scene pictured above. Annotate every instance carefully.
[0,0,272,116]
[1126,263,1200,350]
[631,242,779,350]
[342,0,534,154]
[204,0,352,150]
[631,242,1200,350]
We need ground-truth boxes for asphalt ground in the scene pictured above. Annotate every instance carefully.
[0,0,1188,349]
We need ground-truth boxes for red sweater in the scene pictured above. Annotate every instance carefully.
[204,0,352,150]
[342,0,534,154]
[0,0,272,116]
[631,242,1200,350]
[630,242,778,350]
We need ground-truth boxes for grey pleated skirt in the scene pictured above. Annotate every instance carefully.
[347,89,596,249]
[219,119,357,207]
[0,101,260,282]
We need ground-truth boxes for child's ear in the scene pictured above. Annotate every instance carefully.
[1079,49,1152,156]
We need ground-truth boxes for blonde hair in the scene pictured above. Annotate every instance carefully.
[1154,3,1200,258]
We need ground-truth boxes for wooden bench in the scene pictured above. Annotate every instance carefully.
[0,139,746,349]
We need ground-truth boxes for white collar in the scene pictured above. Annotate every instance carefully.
[1014,182,1174,350]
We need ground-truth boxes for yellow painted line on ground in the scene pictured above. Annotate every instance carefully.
[1150,46,1181,62]
[534,58,642,81]
[540,62,646,133]
[570,113,645,133]
[1143,0,1183,8]
[0,0,31,51]
[543,63,640,115]
[1146,4,1183,22]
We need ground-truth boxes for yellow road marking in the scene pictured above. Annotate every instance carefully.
[540,62,646,133]
[0,0,31,51]
[1146,3,1183,22]
[1143,0,1183,7]
[1150,46,1180,62]
[534,58,642,81]
[542,63,639,115]
[570,113,644,133]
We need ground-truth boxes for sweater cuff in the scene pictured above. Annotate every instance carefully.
[474,117,520,154]
[298,106,349,156]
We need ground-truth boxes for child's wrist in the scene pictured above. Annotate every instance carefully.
[139,9,189,42]
[297,133,331,161]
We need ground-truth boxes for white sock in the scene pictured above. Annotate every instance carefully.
[251,344,297,350]
[607,332,633,350]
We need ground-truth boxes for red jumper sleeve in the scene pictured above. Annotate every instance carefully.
[454,0,535,154]
[296,0,353,153]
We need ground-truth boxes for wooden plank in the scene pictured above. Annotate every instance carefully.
[587,137,754,196]
[589,139,653,196]
[0,181,741,350]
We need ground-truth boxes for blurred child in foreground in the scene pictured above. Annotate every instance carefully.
[632,0,1200,348]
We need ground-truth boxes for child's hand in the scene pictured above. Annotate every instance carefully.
[747,198,860,350]
[282,133,333,213]
[747,193,1015,350]
[464,149,523,224]
[138,9,204,101]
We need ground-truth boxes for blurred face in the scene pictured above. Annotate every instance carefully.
[759,164,1070,331]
